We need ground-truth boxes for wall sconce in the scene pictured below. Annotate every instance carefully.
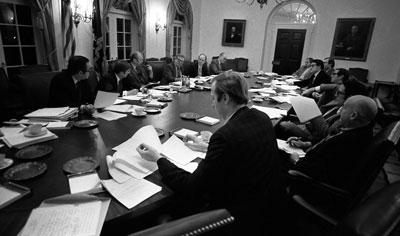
[155,18,166,33]
[71,0,93,27]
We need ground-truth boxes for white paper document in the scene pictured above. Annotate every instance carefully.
[113,125,162,151]
[252,105,287,119]
[162,135,203,165]
[68,172,103,194]
[112,150,158,179]
[106,155,132,183]
[173,128,199,139]
[93,111,127,121]
[46,121,70,129]
[114,98,126,104]
[290,96,322,123]
[94,91,119,108]
[0,186,20,206]
[2,128,58,149]
[102,178,161,209]
[105,104,138,113]
[276,139,306,158]
[196,116,220,126]
[121,95,142,101]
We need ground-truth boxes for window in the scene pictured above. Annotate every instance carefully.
[105,17,110,60]
[172,12,184,56]
[116,17,131,60]
[0,2,37,67]
[107,9,134,60]
[273,3,316,24]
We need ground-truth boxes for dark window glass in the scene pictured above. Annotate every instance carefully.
[173,48,176,56]
[174,27,177,35]
[0,26,18,45]
[4,47,21,65]
[106,33,109,45]
[16,5,31,25]
[117,33,123,46]
[22,47,37,64]
[125,33,131,46]
[0,3,15,24]
[19,26,35,45]
[125,47,131,59]
[178,27,181,35]
[174,13,184,22]
[117,18,123,32]
[173,37,176,46]
[125,20,131,32]
[106,47,110,60]
[117,47,123,59]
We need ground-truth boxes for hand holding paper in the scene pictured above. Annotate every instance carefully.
[136,143,162,162]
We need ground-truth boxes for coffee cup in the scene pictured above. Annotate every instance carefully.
[28,124,43,135]
[134,106,145,115]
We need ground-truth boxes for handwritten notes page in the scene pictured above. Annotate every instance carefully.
[102,178,161,209]
[19,201,102,236]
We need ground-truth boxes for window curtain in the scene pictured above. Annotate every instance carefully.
[61,0,75,68]
[101,0,116,74]
[166,0,193,59]
[130,0,146,57]
[32,0,59,71]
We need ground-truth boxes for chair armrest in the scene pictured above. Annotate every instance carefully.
[288,170,351,200]
[292,195,338,226]
[130,209,234,236]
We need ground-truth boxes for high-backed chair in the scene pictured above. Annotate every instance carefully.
[288,121,400,227]
[129,209,234,236]
[236,57,248,72]
[146,57,159,61]
[147,61,166,82]
[348,68,368,83]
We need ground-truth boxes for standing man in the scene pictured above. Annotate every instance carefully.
[126,51,154,89]
[49,55,94,107]
[191,53,209,77]
[137,71,288,234]
[209,52,226,75]
[161,55,184,85]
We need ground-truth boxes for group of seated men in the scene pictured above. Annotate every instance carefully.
[45,53,379,234]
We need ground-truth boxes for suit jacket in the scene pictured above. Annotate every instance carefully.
[295,124,373,191]
[48,71,94,107]
[295,70,330,88]
[191,60,209,77]
[97,73,124,96]
[161,62,181,85]
[157,106,287,233]
[209,59,223,75]
[128,64,152,87]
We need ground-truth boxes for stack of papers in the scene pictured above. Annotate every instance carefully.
[145,100,167,108]
[1,128,58,149]
[93,111,127,121]
[46,121,72,129]
[252,105,287,119]
[196,116,220,126]
[25,107,78,121]
[276,139,306,158]
[105,104,138,113]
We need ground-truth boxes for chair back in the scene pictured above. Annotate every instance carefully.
[129,209,234,236]
[349,68,368,83]
[337,181,400,236]
[146,57,159,61]
[236,58,248,72]
[147,61,166,82]
[0,66,9,92]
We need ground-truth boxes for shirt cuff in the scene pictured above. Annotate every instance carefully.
[314,86,321,92]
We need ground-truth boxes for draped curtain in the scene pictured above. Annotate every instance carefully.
[130,0,146,57]
[101,0,116,74]
[166,0,193,59]
[61,0,75,68]
[32,0,59,71]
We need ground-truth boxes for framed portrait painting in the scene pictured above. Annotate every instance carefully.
[222,19,246,47]
[331,18,375,61]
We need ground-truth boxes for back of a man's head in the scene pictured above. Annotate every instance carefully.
[67,55,89,75]
[212,71,248,105]
[130,51,143,62]
[342,95,378,128]
[312,59,324,71]
[113,60,130,74]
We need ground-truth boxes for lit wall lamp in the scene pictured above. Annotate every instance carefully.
[155,18,166,33]
[71,0,93,27]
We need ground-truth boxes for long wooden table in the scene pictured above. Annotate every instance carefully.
[0,77,292,236]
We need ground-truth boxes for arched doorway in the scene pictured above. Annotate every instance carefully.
[261,1,316,73]
[165,0,193,59]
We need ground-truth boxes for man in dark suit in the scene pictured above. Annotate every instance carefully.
[161,55,184,85]
[225,26,241,44]
[191,53,209,77]
[291,95,377,191]
[48,55,94,107]
[209,52,226,75]
[98,60,133,96]
[137,71,288,234]
[294,59,330,88]
[124,51,153,90]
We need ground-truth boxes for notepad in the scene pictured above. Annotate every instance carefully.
[196,116,220,126]
[290,96,322,123]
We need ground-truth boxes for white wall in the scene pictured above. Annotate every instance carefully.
[75,22,93,62]
[145,0,168,58]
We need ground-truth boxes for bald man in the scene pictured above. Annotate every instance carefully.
[292,95,377,191]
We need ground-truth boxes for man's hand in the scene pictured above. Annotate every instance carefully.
[184,134,208,153]
[136,143,162,162]
[287,137,312,149]
[301,88,314,97]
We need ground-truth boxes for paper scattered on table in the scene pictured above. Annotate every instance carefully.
[25,107,78,120]
[196,116,220,126]
[104,104,138,113]
[46,121,71,129]
[121,95,142,101]
[171,160,199,173]
[106,155,132,183]
[113,125,162,151]
[94,91,119,109]
[148,89,168,98]
[114,98,126,104]
[68,172,103,194]
[290,96,322,123]
[265,72,278,76]
[2,128,58,149]
[162,135,202,165]
[275,84,300,91]
[93,111,127,121]
[276,139,306,158]
[173,128,198,139]
[102,178,161,209]
[252,105,287,119]
[285,78,301,84]
[112,149,158,179]
[270,95,294,104]
[0,185,21,207]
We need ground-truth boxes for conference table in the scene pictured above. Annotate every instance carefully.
[0,76,293,236]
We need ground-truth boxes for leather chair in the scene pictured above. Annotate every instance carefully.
[146,57,159,61]
[372,81,400,126]
[236,57,248,72]
[288,121,400,228]
[147,61,166,82]
[349,68,368,83]
[129,209,234,236]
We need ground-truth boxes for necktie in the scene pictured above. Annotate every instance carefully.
[198,64,202,76]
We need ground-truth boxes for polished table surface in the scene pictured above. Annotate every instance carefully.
[0,77,292,236]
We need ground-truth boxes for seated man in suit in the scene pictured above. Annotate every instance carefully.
[293,57,313,77]
[209,52,226,75]
[294,59,330,88]
[323,57,335,78]
[161,55,184,85]
[291,95,377,191]
[49,55,94,107]
[98,60,136,96]
[126,51,154,89]
[137,71,288,234]
[191,53,209,77]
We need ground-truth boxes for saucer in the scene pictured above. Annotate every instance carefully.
[4,162,47,181]
[157,96,173,102]
[23,129,47,138]
[144,108,161,114]
[180,112,201,120]
[0,158,13,170]
[132,111,147,117]
[15,145,53,160]
[63,156,99,174]
[73,120,98,128]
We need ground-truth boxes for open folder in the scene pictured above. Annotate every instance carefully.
[18,194,110,236]
[290,96,322,123]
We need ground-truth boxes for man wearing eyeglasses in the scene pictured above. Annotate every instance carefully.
[49,55,95,107]
[161,55,184,85]
[191,53,209,77]
[210,52,226,75]
[294,59,330,88]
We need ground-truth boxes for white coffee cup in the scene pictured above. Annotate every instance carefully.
[28,124,42,135]
[134,106,145,114]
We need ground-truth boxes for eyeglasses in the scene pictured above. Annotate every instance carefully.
[311,64,317,67]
